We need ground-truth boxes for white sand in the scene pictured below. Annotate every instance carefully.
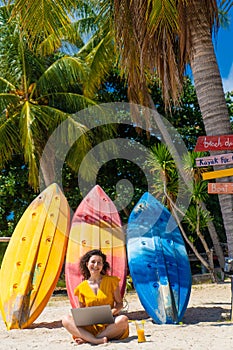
[1,281,233,349]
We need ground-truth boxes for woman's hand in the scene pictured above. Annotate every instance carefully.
[112,286,123,315]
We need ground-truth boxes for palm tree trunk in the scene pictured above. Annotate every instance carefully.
[167,192,216,282]
[201,202,225,271]
[187,1,233,257]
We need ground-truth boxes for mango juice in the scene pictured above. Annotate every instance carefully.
[137,328,146,342]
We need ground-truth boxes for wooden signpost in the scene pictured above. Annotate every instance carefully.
[195,134,233,320]
[202,168,233,180]
[195,135,233,151]
[196,153,233,167]
[208,183,233,194]
[195,135,233,193]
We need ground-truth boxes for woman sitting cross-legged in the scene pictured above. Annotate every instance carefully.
[62,249,129,345]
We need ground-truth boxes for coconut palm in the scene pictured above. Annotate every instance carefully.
[81,1,233,260]
[112,0,233,257]
[0,5,95,190]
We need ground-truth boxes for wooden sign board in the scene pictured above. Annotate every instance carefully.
[196,153,233,167]
[195,135,233,151]
[208,183,233,194]
[202,168,233,180]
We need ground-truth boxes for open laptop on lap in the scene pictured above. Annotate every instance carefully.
[71,305,114,326]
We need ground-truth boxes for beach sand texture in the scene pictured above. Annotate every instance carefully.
[1,281,233,349]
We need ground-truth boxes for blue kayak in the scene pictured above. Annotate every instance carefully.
[126,192,192,324]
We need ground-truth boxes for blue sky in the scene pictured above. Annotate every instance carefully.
[215,11,233,92]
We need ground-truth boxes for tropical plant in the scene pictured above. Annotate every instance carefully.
[147,143,179,207]
[6,1,233,256]
[108,0,233,259]
[147,144,225,281]
[0,157,36,236]
[70,0,233,259]
[0,5,96,190]
[183,151,225,272]
[8,0,79,51]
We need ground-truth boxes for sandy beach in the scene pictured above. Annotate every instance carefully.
[1,281,233,350]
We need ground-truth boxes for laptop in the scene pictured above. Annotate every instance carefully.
[71,305,115,326]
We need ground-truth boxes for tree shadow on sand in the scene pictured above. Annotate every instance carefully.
[28,311,151,330]
[182,305,230,324]
[124,305,231,324]
[28,320,63,329]
[27,305,231,329]
[123,310,150,321]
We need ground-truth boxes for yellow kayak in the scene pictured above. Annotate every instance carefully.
[0,183,70,329]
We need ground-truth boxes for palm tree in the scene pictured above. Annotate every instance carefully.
[112,0,233,257]
[178,1,233,258]
[78,0,231,266]
[0,5,95,190]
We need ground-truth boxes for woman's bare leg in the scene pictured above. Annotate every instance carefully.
[97,315,129,340]
[62,315,107,345]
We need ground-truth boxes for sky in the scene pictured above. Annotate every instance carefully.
[215,11,233,92]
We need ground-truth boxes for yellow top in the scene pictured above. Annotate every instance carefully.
[73,275,129,339]
[74,275,120,308]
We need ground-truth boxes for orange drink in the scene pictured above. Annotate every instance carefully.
[135,321,146,343]
[137,328,146,342]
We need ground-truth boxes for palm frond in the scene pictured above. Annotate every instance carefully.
[11,0,77,50]
[81,31,116,97]
[37,92,96,114]
[18,101,74,189]
[0,77,16,92]
[0,6,47,87]
[219,0,233,14]
[0,93,20,114]
[19,101,37,157]
[59,113,90,147]
[30,104,90,145]
[147,0,179,37]
[0,114,21,167]
[37,56,87,94]
[38,20,85,56]
[191,181,208,203]
[148,143,176,172]
[183,204,211,233]
[218,0,233,28]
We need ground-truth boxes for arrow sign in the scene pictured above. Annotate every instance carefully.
[208,183,233,194]
[196,153,233,167]
[202,168,233,180]
[195,135,233,151]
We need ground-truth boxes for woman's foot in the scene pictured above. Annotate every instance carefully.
[73,337,86,345]
[72,335,108,345]
[95,336,108,345]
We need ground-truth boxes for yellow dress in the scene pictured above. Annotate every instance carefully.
[74,275,129,339]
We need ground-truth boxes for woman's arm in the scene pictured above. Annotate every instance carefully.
[111,286,123,315]
[78,301,85,308]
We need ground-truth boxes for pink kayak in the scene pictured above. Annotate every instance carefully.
[65,185,127,307]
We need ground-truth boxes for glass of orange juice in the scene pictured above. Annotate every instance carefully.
[135,320,146,343]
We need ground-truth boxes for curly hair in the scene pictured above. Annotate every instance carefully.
[79,249,110,280]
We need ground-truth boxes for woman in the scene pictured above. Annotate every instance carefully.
[62,249,129,345]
